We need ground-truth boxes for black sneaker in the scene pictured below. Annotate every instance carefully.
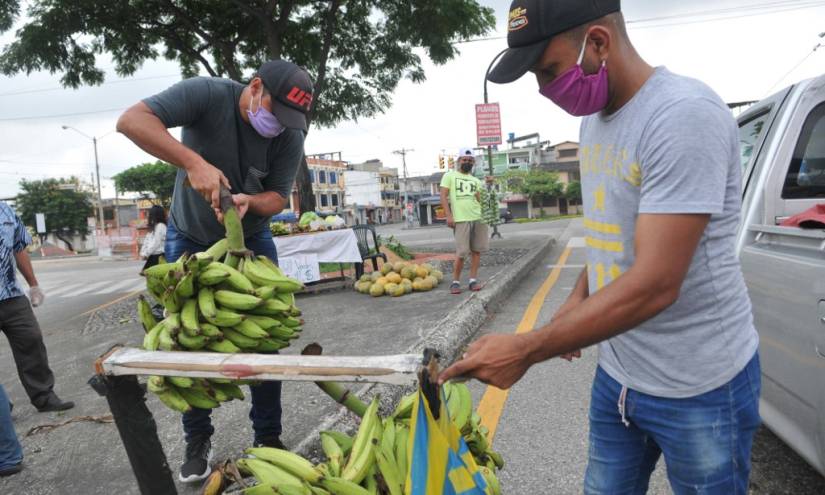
[253,436,286,450]
[179,437,213,483]
[0,463,22,477]
[35,395,75,413]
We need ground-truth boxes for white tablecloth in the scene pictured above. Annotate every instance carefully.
[273,229,362,283]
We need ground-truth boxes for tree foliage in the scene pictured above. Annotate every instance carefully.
[501,169,565,204]
[16,178,93,249]
[113,161,178,207]
[565,180,582,202]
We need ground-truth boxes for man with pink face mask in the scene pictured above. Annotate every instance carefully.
[118,60,312,483]
[441,1,760,493]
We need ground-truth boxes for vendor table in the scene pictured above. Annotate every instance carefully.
[273,228,362,287]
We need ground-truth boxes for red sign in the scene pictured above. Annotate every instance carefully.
[475,103,502,146]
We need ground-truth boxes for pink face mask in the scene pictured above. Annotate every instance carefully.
[539,37,609,116]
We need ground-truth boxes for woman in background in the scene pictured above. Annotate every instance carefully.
[140,205,167,270]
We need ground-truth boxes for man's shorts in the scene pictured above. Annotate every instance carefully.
[453,221,489,258]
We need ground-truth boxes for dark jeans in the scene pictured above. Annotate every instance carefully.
[0,384,22,469]
[585,353,761,495]
[0,295,58,408]
[165,220,283,444]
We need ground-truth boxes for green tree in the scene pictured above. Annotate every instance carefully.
[501,169,565,208]
[15,177,93,251]
[113,161,178,207]
[0,0,495,213]
[565,180,582,204]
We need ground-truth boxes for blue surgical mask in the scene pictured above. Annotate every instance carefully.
[247,90,285,138]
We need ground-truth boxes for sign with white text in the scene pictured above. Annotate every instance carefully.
[475,103,502,146]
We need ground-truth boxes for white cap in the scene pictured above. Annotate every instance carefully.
[458,147,475,158]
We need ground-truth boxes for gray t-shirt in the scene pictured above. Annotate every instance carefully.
[143,77,304,246]
[579,67,758,398]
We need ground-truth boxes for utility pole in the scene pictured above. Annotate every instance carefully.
[483,48,508,239]
[393,148,414,228]
[63,126,109,233]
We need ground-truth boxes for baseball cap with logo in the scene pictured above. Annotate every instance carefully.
[458,147,475,159]
[258,60,315,131]
[488,0,621,84]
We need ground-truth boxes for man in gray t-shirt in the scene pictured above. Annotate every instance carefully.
[442,1,761,493]
[117,59,312,483]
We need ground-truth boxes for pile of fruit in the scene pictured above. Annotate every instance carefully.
[216,382,503,495]
[353,262,444,297]
[137,197,305,413]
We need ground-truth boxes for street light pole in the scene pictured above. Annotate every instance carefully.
[393,148,414,229]
[484,48,508,240]
[62,126,107,233]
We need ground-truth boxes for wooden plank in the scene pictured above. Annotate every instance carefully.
[100,347,422,386]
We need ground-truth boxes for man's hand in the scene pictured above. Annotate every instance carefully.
[438,333,532,389]
[29,286,45,307]
[185,159,231,211]
[484,175,495,185]
[446,215,455,228]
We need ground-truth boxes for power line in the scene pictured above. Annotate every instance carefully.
[0,107,126,122]
[627,0,825,24]
[763,35,825,96]
[0,73,181,98]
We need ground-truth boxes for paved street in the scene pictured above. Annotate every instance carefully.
[0,218,822,493]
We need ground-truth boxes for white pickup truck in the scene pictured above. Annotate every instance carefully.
[736,74,825,476]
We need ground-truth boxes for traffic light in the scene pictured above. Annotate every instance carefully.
[448,156,455,169]
[438,155,445,169]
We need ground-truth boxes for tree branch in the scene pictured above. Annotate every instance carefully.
[309,0,343,125]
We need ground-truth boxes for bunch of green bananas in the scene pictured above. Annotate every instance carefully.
[136,199,305,413]
[236,384,504,495]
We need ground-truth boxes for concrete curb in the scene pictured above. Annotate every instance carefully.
[293,234,557,458]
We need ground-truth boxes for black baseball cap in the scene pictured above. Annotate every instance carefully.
[258,60,315,131]
[488,0,621,84]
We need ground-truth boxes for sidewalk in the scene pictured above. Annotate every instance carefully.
[0,223,565,495]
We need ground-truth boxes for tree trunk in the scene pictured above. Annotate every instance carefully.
[296,155,315,214]
[54,232,74,252]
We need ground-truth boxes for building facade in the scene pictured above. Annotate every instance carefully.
[344,159,402,225]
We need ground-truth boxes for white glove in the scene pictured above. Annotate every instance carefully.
[29,286,45,307]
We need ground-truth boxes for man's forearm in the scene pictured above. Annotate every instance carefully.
[553,267,589,319]
[14,250,38,287]
[523,265,678,364]
[248,191,287,217]
[439,189,452,218]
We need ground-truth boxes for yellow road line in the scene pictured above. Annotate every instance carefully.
[72,288,145,320]
[476,246,572,442]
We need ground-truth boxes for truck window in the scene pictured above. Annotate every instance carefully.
[739,110,769,173]
[781,102,825,199]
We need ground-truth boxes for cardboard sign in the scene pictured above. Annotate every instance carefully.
[278,253,321,283]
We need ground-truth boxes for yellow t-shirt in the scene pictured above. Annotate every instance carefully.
[440,171,482,222]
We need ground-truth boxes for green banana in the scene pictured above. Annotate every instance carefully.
[158,324,177,351]
[175,271,195,298]
[198,268,231,286]
[275,291,295,308]
[256,255,284,276]
[137,295,157,333]
[222,328,260,349]
[207,338,241,353]
[247,298,291,316]
[381,419,396,461]
[319,477,371,495]
[161,289,182,313]
[244,259,304,292]
[155,387,192,413]
[276,315,302,328]
[176,331,207,350]
[206,262,254,292]
[374,445,403,495]
[365,464,378,494]
[245,314,281,330]
[265,325,296,340]
[244,447,321,483]
[145,276,166,303]
[200,322,222,338]
[142,261,182,278]
[205,308,245,327]
[480,466,501,495]
[167,376,194,389]
[236,458,303,487]
[253,285,277,300]
[321,430,353,456]
[205,238,228,260]
[448,382,472,432]
[234,319,269,339]
[180,298,200,336]
[214,290,264,311]
[394,425,409,482]
[198,287,218,319]
[341,397,380,484]
[487,449,505,470]
[222,204,245,252]
[255,337,288,353]
[320,432,343,477]
[391,392,416,419]
[210,382,244,401]
[177,386,220,409]
[146,375,167,394]
[143,322,163,351]
[224,252,241,269]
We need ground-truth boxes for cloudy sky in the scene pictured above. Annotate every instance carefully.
[1,0,824,200]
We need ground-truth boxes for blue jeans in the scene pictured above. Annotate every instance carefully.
[585,353,761,495]
[0,384,23,469]
[165,221,283,444]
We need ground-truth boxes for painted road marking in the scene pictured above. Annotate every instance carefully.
[567,237,585,248]
[476,245,572,442]
[93,278,142,294]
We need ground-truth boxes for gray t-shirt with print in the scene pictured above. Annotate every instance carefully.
[143,77,304,246]
[579,67,758,398]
